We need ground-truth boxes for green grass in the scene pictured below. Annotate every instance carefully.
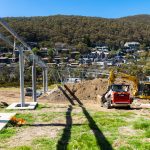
[68,132,98,150]
[119,146,133,150]
[0,128,16,140]
[0,128,16,149]
[92,112,128,132]
[133,118,150,130]
[37,103,68,110]
[15,113,35,124]
[38,112,65,122]
[127,139,150,150]
[118,117,150,150]
[48,84,61,89]
[36,104,51,110]
[33,137,57,150]
[0,105,150,150]
[132,118,150,139]
[145,128,150,138]
[10,146,32,150]
[0,107,5,112]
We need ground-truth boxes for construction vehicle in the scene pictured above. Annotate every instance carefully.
[101,70,150,108]
[101,83,133,108]
[109,70,150,99]
[100,71,136,108]
[138,82,150,99]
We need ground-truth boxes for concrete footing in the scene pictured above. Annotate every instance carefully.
[6,102,38,110]
[0,113,16,131]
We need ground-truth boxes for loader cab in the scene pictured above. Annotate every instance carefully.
[101,84,132,109]
[110,84,131,106]
[111,84,130,92]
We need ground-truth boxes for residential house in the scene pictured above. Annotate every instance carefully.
[38,48,48,58]
[70,51,80,59]
[42,58,49,63]
[53,56,62,64]
[55,42,68,53]
[124,42,140,51]
[0,57,9,64]
[95,46,109,52]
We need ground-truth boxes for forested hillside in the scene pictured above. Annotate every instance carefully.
[1,15,150,49]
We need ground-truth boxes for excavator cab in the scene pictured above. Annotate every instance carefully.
[139,82,150,99]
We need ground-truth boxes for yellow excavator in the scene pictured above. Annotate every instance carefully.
[139,82,150,99]
[109,70,150,99]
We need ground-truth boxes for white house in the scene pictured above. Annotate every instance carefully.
[124,42,140,49]
[95,46,109,52]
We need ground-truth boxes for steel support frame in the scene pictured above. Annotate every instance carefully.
[0,19,48,107]
[43,68,48,93]
[19,48,25,107]
[45,68,48,92]
[32,58,37,102]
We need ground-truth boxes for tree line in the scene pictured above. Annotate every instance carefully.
[1,15,150,51]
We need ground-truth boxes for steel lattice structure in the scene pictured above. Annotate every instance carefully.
[0,18,48,107]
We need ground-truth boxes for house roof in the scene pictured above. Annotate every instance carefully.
[0,57,8,59]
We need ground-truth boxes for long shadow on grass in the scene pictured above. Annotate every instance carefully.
[81,106,113,150]
[57,105,72,150]
[64,84,83,106]
[63,84,113,150]
[58,86,75,105]
[26,123,83,127]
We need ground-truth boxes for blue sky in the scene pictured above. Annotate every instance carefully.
[0,0,150,18]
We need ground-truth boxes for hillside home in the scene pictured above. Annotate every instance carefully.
[38,48,48,58]
[70,51,80,59]
[42,58,49,63]
[95,46,109,52]
[53,56,62,64]
[124,42,140,51]
[55,42,68,53]
[0,57,9,64]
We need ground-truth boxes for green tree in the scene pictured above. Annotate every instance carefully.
[47,48,54,62]
[76,42,88,54]
[32,47,39,54]
[140,43,146,50]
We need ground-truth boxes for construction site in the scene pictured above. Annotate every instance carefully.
[0,18,150,150]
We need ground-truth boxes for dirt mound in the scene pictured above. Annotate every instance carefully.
[39,78,138,103]
[39,89,69,103]
[39,78,108,103]
[66,78,108,101]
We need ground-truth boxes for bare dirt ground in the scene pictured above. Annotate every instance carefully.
[0,78,149,106]
[0,88,32,104]
[0,78,150,150]
[7,125,63,147]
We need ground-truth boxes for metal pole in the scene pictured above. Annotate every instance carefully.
[19,48,25,107]
[32,57,37,102]
[43,69,46,93]
[45,68,48,92]
[57,71,62,84]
